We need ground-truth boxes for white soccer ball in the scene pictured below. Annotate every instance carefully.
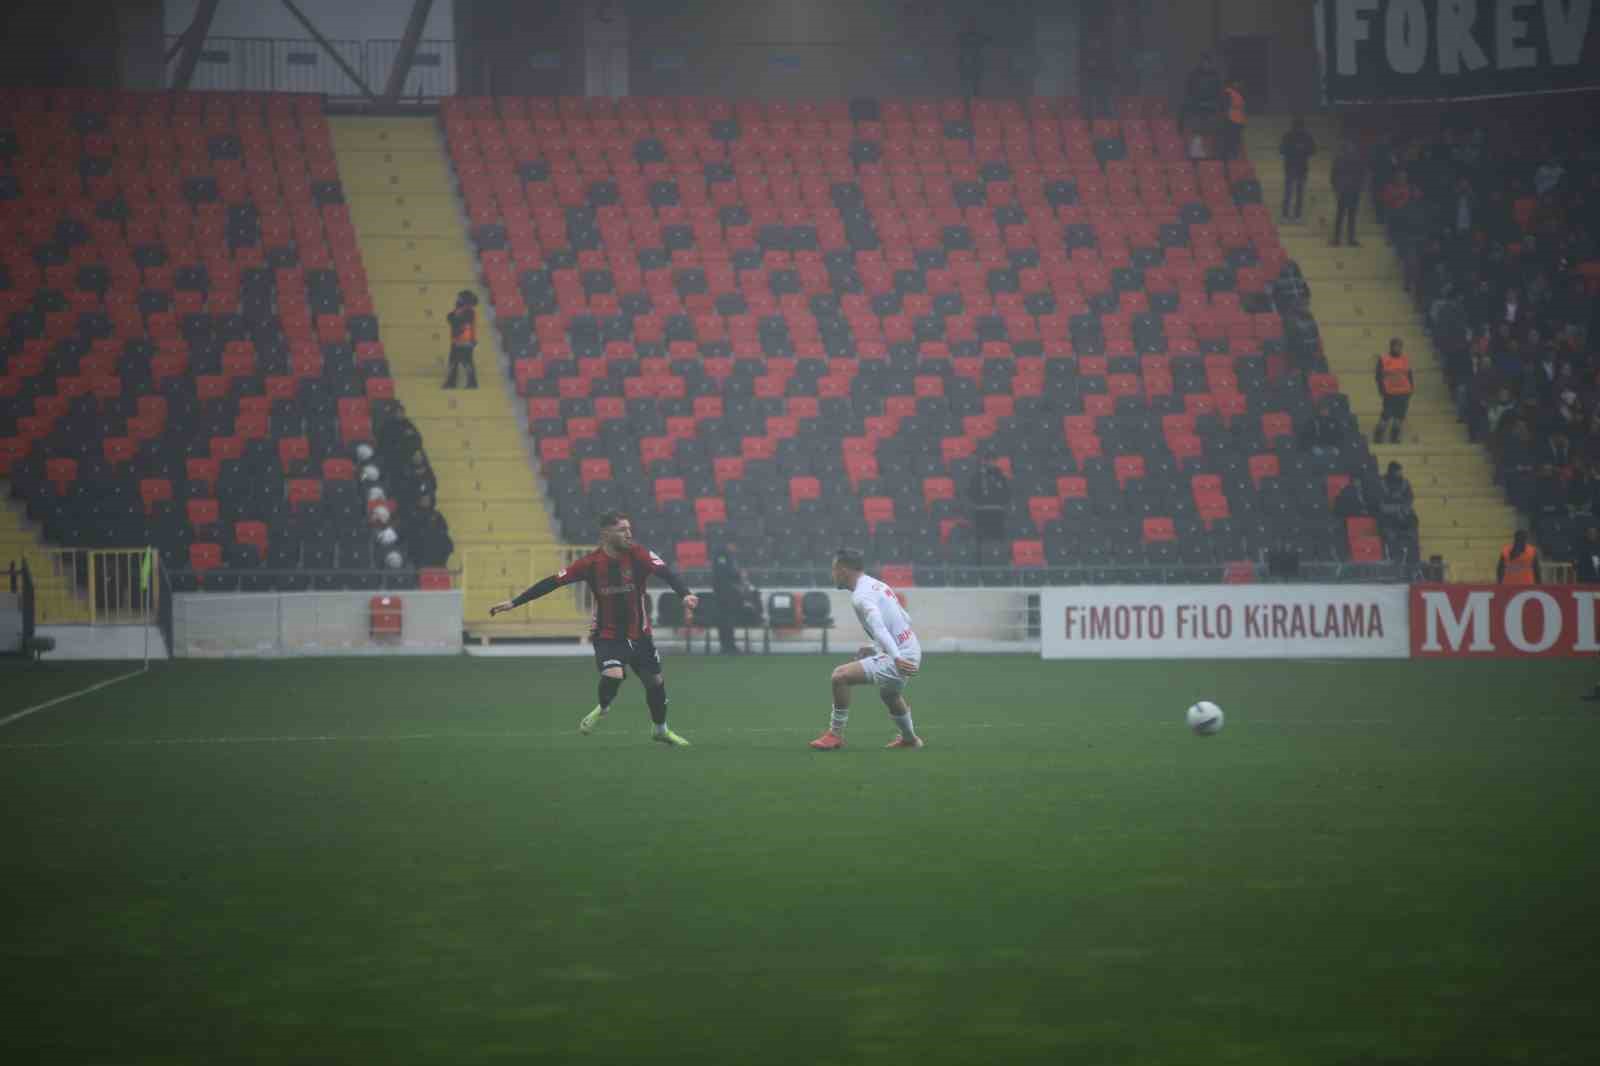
[1186,701,1224,736]
[384,550,404,569]
[360,464,381,482]
[355,444,374,462]
[376,527,398,546]
[366,485,387,503]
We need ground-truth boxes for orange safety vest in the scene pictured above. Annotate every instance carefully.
[1224,87,1245,126]
[1380,353,1413,396]
[452,309,476,345]
[1500,544,1537,585]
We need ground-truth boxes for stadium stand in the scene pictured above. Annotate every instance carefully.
[442,94,1387,584]
[1346,103,1597,575]
[0,89,444,592]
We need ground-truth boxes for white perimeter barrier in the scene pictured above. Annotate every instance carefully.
[1040,585,1410,659]
[173,591,463,658]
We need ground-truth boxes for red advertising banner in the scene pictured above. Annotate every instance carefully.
[1410,585,1600,658]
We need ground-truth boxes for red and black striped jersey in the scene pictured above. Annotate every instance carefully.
[552,545,684,640]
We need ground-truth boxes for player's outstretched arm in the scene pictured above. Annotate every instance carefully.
[643,549,698,613]
[493,570,573,615]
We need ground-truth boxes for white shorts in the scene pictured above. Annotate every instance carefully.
[861,641,921,693]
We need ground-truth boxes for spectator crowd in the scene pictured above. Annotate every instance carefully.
[1365,107,1600,567]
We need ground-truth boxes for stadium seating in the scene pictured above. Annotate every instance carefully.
[441,93,1377,583]
[0,89,426,591]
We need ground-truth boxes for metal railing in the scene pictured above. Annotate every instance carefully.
[711,559,1421,590]
[165,36,456,100]
[28,548,158,627]
[460,544,592,636]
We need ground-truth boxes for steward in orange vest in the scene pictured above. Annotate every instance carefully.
[1496,531,1541,585]
[1221,83,1246,161]
[444,290,479,389]
[1374,337,1413,444]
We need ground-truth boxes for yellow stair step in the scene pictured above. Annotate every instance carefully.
[332,115,582,633]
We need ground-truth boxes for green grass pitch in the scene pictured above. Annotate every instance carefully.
[2,654,1597,1065]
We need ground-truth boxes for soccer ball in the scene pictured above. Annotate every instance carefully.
[1186,701,1224,736]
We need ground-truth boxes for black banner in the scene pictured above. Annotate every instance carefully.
[1321,0,1600,103]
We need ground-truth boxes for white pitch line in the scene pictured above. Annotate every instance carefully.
[0,714,1592,752]
[0,665,149,730]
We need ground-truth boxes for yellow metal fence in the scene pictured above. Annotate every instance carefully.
[460,544,594,638]
[29,548,158,626]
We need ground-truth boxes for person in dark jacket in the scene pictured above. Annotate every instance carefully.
[1576,525,1600,584]
[967,455,1011,549]
[1180,52,1223,135]
[710,544,753,654]
[400,494,454,568]
[1279,117,1316,221]
[957,18,991,99]
[1331,139,1367,247]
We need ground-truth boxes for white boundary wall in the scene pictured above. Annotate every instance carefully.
[174,591,463,658]
[1040,585,1411,659]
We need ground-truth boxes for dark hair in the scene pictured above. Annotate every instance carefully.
[1389,337,1404,354]
[456,290,478,306]
[833,547,865,571]
[597,510,629,530]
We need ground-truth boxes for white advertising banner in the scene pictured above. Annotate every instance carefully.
[1040,585,1411,660]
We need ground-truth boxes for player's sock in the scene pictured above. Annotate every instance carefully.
[830,707,849,735]
[891,711,916,740]
[597,675,622,713]
[647,683,669,734]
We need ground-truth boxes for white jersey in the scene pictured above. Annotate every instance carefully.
[851,575,917,658]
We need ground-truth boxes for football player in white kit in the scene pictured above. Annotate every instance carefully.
[809,548,924,750]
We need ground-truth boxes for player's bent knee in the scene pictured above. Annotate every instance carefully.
[602,666,625,680]
[641,672,664,688]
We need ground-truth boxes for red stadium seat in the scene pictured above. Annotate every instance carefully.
[789,476,821,509]
[655,478,686,506]
[1326,474,1350,507]
[1011,539,1046,568]
[187,499,221,527]
[862,496,895,533]
[1114,454,1146,488]
[580,458,612,489]
[693,497,727,533]
[139,478,173,513]
[287,479,323,510]
[1248,454,1279,487]
[1345,516,1379,542]
[1142,517,1177,544]
[674,540,709,569]
[1028,495,1062,531]
[1350,536,1385,563]
[878,564,915,588]
[186,458,220,494]
[235,521,269,559]
[189,543,223,573]
[46,458,78,494]
[923,476,956,508]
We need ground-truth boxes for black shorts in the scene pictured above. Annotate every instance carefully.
[592,634,662,677]
[1381,393,1411,420]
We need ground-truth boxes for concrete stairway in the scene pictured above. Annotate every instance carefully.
[328,117,588,635]
[1245,115,1517,581]
[0,490,93,623]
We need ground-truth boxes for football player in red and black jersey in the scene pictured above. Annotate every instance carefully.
[490,511,699,745]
